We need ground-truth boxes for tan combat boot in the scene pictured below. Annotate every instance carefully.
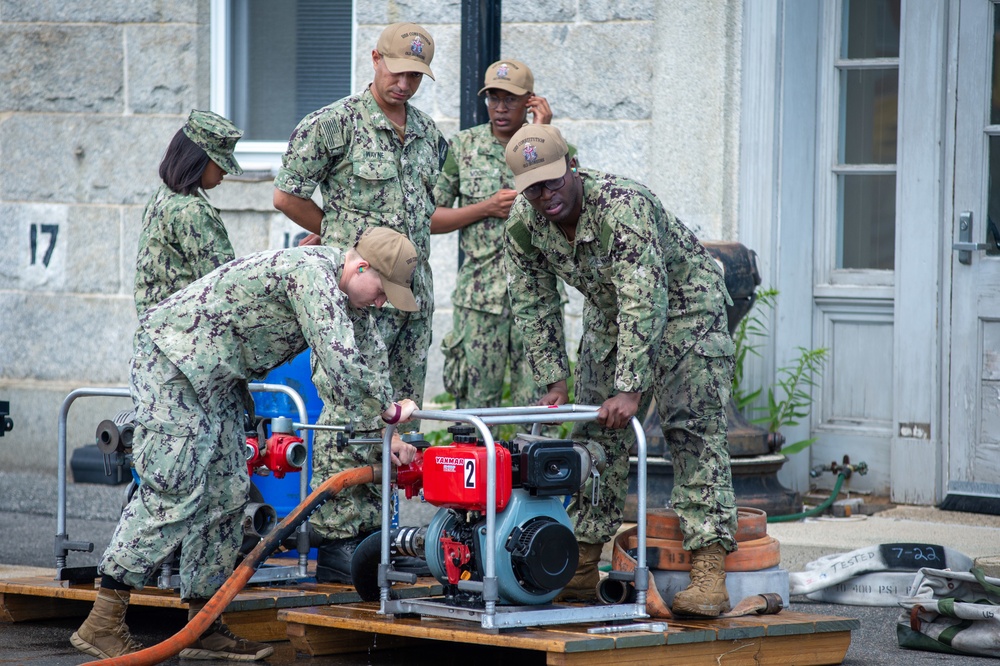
[70,587,144,658]
[671,543,731,617]
[179,599,274,661]
[554,542,604,603]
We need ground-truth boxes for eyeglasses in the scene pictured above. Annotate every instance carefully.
[484,93,528,110]
[523,176,566,200]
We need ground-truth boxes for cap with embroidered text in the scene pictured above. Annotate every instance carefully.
[478,59,534,96]
[181,109,243,176]
[355,227,419,311]
[504,125,570,193]
[377,22,435,80]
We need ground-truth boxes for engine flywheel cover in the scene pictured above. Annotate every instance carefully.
[509,519,578,592]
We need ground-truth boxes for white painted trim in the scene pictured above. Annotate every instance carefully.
[814,1,841,289]
[210,0,228,118]
[736,0,780,464]
[938,0,961,505]
[889,0,949,505]
[944,0,1000,508]
[774,1,822,492]
[207,0,359,173]
[739,0,823,492]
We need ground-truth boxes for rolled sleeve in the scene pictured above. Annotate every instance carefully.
[274,167,319,201]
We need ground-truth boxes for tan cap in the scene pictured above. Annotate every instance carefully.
[504,125,570,193]
[376,22,435,80]
[478,59,533,95]
[355,227,419,312]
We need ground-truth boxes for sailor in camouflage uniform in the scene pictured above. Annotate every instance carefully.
[70,228,420,661]
[503,125,738,617]
[273,22,442,581]
[431,60,553,408]
[134,109,243,317]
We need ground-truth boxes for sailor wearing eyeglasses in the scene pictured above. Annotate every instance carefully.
[503,124,738,617]
[431,60,569,411]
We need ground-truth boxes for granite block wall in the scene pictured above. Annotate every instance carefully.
[0,0,742,473]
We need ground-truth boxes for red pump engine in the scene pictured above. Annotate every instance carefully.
[420,428,513,512]
[389,424,596,606]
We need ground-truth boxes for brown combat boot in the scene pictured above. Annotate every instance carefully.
[70,587,144,658]
[671,543,731,617]
[554,542,604,603]
[179,599,274,661]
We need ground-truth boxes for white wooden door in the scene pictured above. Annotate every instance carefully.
[946,0,1000,511]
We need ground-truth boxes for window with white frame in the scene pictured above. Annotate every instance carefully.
[211,0,354,171]
[833,0,899,273]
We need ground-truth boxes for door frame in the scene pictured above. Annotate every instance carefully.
[941,0,1000,512]
[740,0,949,503]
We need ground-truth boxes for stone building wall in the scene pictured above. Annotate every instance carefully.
[0,0,742,472]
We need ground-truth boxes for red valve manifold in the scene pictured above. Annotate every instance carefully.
[246,433,306,479]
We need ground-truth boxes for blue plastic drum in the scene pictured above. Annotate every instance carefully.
[252,349,322,518]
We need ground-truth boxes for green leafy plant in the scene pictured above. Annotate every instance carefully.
[732,288,778,411]
[750,346,829,455]
[732,288,828,455]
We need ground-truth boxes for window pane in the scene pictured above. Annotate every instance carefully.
[838,174,896,270]
[229,0,352,142]
[987,136,1000,256]
[840,68,898,164]
[842,0,900,59]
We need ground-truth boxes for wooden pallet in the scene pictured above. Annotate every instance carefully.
[279,602,858,665]
[0,573,442,642]
[1,568,858,663]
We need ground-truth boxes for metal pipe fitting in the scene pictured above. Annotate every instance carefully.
[596,576,636,605]
[243,501,278,539]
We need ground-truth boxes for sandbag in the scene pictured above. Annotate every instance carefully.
[897,567,1000,658]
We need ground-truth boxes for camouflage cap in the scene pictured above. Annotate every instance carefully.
[504,124,570,193]
[478,59,534,96]
[376,22,435,80]
[356,227,419,312]
[182,109,244,176]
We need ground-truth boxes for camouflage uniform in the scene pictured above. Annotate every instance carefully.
[433,123,539,407]
[100,247,392,599]
[504,170,738,552]
[275,87,442,540]
[133,185,234,317]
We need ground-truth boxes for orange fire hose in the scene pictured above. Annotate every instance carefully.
[91,464,378,666]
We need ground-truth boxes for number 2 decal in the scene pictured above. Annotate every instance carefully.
[464,459,476,488]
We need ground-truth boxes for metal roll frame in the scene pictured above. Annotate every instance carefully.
[379,405,650,630]
[54,383,311,583]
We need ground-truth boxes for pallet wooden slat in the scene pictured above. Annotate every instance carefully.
[0,592,92,622]
[278,603,854,665]
[1,572,855,665]
[755,632,854,666]
[0,574,440,621]
[279,604,619,653]
[286,621,421,656]
[221,608,289,643]
[545,631,852,666]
